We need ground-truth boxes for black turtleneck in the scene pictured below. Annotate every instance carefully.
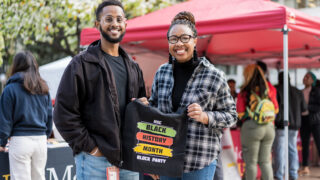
[172,59,199,112]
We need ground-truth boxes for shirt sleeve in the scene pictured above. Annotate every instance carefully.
[207,73,238,129]
[268,82,279,114]
[53,58,96,153]
[135,63,147,98]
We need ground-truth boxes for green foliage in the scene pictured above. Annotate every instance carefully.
[0,0,100,65]
[0,0,184,68]
[123,0,178,19]
[0,32,3,66]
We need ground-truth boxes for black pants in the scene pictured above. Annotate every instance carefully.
[300,115,320,166]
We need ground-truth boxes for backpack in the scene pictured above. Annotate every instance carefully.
[246,90,275,125]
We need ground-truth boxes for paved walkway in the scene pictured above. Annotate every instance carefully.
[299,166,320,180]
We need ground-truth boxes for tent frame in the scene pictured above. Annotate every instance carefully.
[283,24,289,180]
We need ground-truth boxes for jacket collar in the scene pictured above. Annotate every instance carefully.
[84,40,132,64]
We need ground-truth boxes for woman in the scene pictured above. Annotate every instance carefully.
[236,64,278,180]
[149,11,237,180]
[299,72,320,176]
[0,51,52,180]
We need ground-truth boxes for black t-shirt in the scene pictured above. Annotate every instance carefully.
[104,52,128,121]
[172,59,199,112]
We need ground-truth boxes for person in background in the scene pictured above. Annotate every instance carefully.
[236,64,278,180]
[299,72,320,176]
[273,72,307,180]
[0,51,52,180]
[53,1,147,180]
[227,79,238,101]
[149,11,237,180]
[257,61,277,98]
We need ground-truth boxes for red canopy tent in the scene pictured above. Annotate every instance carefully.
[80,1,320,179]
[80,0,320,69]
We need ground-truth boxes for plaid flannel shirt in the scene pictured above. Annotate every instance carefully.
[149,57,237,172]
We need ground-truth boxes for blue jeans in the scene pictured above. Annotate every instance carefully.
[75,152,139,180]
[273,129,299,180]
[160,160,217,180]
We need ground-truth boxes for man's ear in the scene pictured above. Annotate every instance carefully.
[95,20,100,29]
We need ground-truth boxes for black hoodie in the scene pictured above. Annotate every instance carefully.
[275,84,307,130]
[0,72,52,147]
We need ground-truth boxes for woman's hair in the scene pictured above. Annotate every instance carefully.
[307,71,317,87]
[167,11,197,38]
[167,11,198,63]
[241,64,268,103]
[10,51,49,95]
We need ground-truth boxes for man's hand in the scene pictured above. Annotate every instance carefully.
[187,103,209,125]
[89,147,103,157]
[0,147,5,152]
[131,97,149,105]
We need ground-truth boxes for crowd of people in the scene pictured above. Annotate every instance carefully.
[0,0,319,180]
[232,62,320,180]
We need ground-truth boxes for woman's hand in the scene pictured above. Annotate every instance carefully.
[0,147,5,152]
[149,174,160,180]
[131,97,149,105]
[187,103,209,125]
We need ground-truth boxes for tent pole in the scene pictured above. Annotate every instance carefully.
[282,24,289,180]
[295,69,297,87]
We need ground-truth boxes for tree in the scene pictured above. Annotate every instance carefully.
[0,32,4,66]
[0,0,185,68]
[123,0,179,19]
[0,0,100,66]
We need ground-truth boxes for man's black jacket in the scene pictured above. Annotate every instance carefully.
[275,84,307,130]
[53,40,146,166]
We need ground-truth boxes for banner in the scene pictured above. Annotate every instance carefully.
[220,128,241,180]
[122,100,188,177]
[0,146,76,180]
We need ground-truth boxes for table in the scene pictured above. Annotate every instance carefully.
[0,146,76,180]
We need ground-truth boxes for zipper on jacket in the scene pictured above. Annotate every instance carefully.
[119,119,123,168]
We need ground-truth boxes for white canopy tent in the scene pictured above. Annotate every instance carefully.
[39,56,72,99]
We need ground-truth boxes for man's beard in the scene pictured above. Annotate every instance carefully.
[100,26,125,44]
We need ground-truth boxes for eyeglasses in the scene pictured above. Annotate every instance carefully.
[102,15,126,24]
[167,34,195,44]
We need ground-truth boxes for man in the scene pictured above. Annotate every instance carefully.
[53,1,146,179]
[273,72,307,180]
[227,79,237,101]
